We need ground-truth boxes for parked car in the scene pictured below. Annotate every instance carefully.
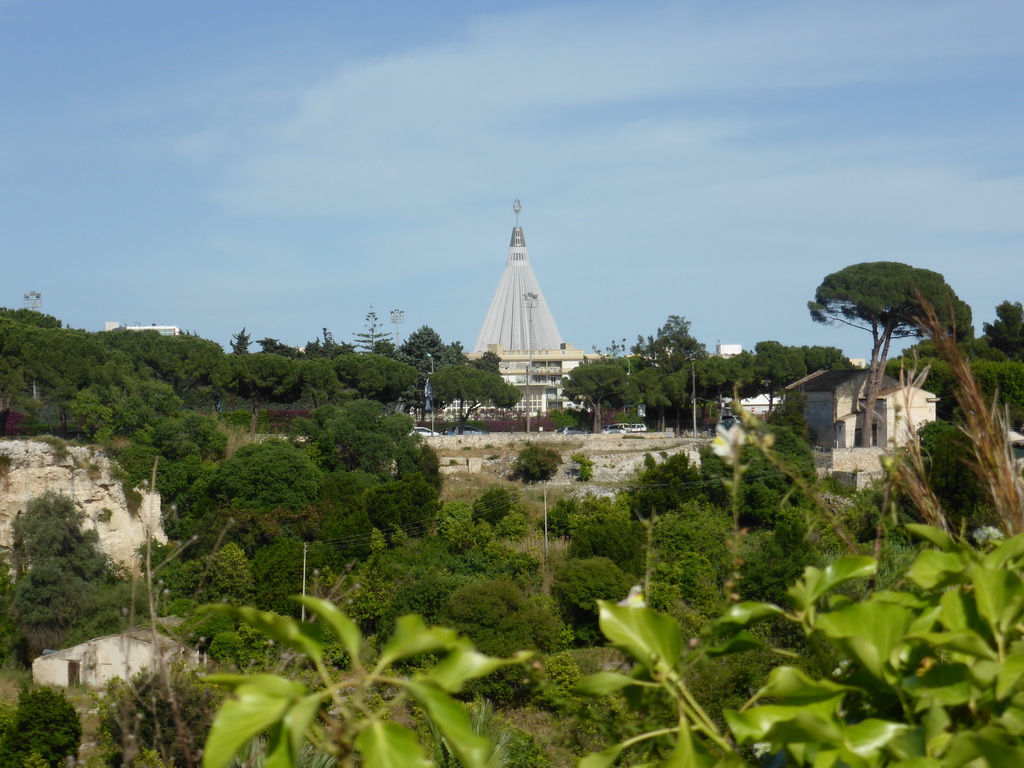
[707,415,740,436]
[443,425,490,435]
[555,426,587,435]
[601,424,630,434]
[411,426,438,436]
[626,423,647,433]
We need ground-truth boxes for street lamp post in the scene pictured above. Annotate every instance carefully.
[426,353,435,434]
[523,292,538,433]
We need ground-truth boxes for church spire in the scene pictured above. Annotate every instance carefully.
[473,201,563,353]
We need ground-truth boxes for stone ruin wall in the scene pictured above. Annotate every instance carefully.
[0,439,166,571]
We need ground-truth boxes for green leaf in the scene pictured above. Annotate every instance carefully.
[908,550,967,590]
[206,604,324,665]
[281,692,325,763]
[815,602,913,683]
[405,680,492,768]
[294,595,362,662]
[758,666,850,701]
[201,676,306,768]
[574,671,641,697]
[714,601,785,634]
[843,719,910,758]
[787,557,876,612]
[597,601,682,675]
[905,524,957,552]
[577,743,626,768]
[422,646,529,692]
[376,614,461,669]
[660,723,716,768]
[996,654,1024,700]
[703,631,766,658]
[906,663,971,706]
[907,631,995,660]
[726,705,843,746]
[984,532,1024,569]
[355,720,432,768]
[973,567,1024,636]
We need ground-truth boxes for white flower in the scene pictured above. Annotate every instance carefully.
[752,742,772,758]
[617,585,646,608]
[973,526,1005,544]
[711,423,745,465]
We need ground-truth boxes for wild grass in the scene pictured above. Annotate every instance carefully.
[890,301,1024,536]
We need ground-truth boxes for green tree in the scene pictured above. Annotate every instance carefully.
[0,307,62,329]
[292,400,422,479]
[333,354,418,405]
[430,366,520,433]
[632,315,707,373]
[255,337,300,357]
[12,492,110,655]
[398,326,468,412]
[102,662,221,768]
[207,439,322,512]
[353,308,392,354]
[809,261,972,445]
[0,687,81,768]
[469,350,502,374]
[982,300,1024,361]
[751,340,806,408]
[216,353,300,435]
[552,556,634,645]
[229,327,251,355]
[567,503,646,577]
[303,327,354,360]
[361,474,440,539]
[0,320,30,435]
[561,363,628,433]
[444,580,560,657]
[299,357,345,408]
[512,443,561,483]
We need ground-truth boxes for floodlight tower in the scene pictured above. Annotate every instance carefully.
[523,291,539,432]
[390,309,405,347]
[23,291,42,310]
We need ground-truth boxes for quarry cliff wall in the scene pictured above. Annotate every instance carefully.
[0,439,166,570]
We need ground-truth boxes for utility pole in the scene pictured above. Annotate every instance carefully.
[523,292,538,432]
[426,353,435,434]
[301,542,308,621]
[691,362,698,437]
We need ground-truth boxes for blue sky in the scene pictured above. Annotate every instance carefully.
[3,0,1022,359]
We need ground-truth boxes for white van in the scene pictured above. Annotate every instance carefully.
[627,423,647,433]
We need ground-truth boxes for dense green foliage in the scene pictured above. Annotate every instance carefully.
[12,492,111,656]
[0,687,81,768]
[1,296,1022,766]
[512,443,561,482]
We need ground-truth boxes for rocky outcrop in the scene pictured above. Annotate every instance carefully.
[0,439,166,570]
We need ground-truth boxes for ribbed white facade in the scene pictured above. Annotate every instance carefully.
[472,225,562,354]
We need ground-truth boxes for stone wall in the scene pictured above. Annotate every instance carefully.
[424,431,686,451]
[0,439,166,570]
[831,447,886,473]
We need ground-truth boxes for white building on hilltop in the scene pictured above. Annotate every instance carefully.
[468,201,591,414]
[105,321,182,336]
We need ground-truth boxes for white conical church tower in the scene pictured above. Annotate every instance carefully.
[473,201,562,353]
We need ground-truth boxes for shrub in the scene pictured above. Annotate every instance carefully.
[571,452,594,481]
[0,687,81,768]
[101,662,221,768]
[445,580,560,657]
[472,487,519,525]
[512,443,561,482]
[553,557,634,645]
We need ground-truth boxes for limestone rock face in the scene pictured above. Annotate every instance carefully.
[0,439,166,569]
